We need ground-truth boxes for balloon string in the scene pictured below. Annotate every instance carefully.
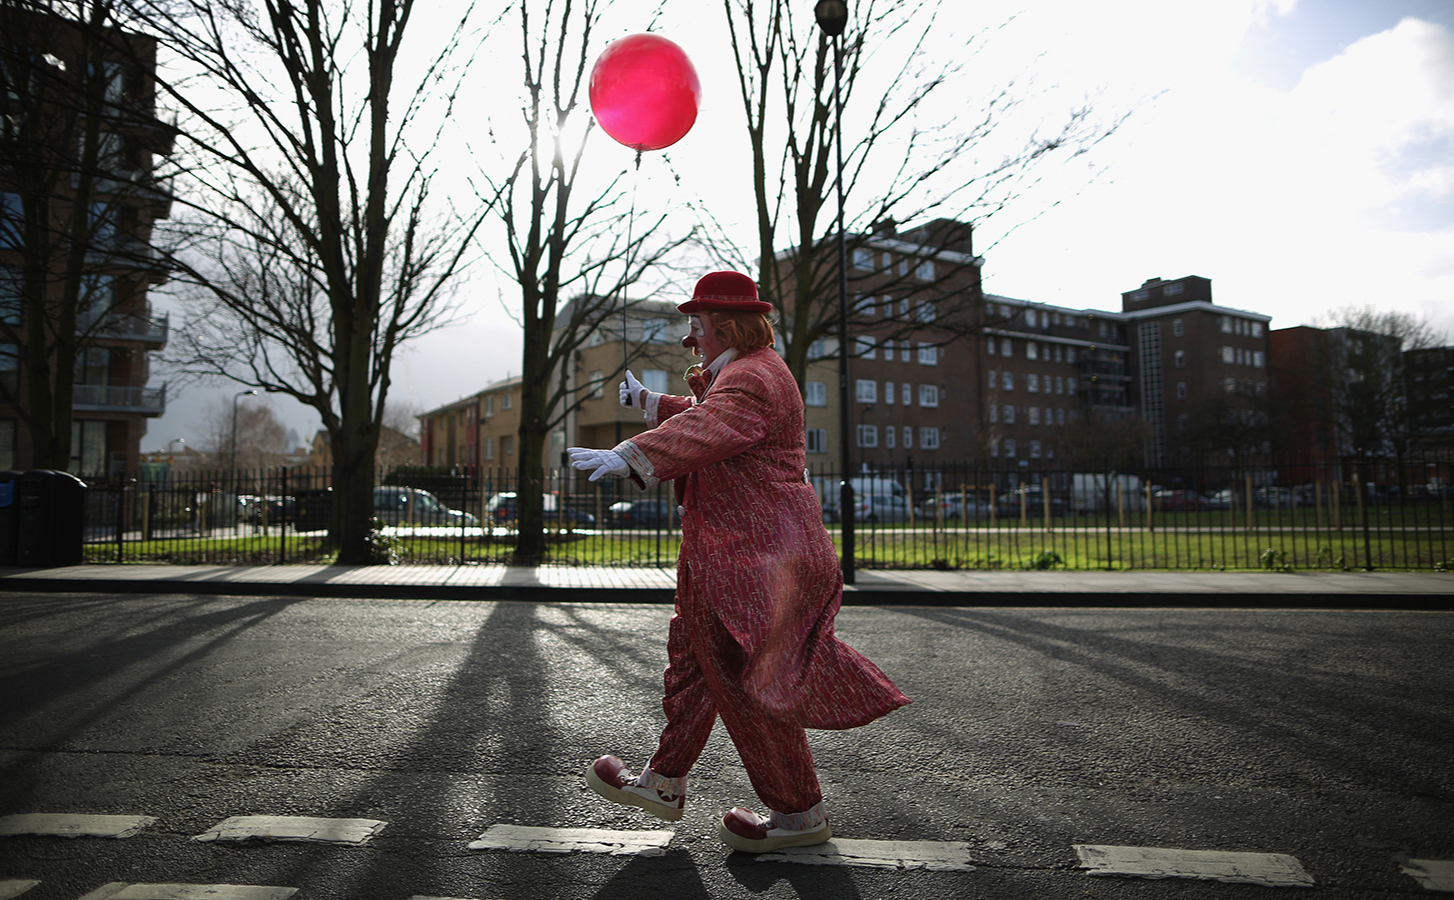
[622,148,643,374]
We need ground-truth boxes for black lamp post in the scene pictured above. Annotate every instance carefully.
[231,389,258,472]
[815,0,854,583]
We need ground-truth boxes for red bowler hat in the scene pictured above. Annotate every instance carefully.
[677,271,772,314]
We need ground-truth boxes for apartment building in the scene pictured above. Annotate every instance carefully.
[1,5,173,474]
[418,296,696,473]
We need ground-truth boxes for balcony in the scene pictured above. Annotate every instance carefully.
[73,383,166,416]
[85,309,169,347]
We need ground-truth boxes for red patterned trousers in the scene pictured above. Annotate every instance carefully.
[648,610,823,815]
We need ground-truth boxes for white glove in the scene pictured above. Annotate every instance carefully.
[619,369,646,408]
[567,447,629,482]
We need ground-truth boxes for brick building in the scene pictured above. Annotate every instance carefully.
[1,5,173,474]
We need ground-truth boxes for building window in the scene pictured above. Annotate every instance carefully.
[853,247,873,269]
[1026,341,1038,360]
[588,370,604,399]
[1251,322,1264,338]
[856,335,876,359]
[918,343,937,365]
[919,384,938,407]
[856,379,878,403]
[1030,439,1042,458]
[70,420,107,475]
[886,426,896,449]
[916,261,934,280]
[885,381,895,404]
[807,339,826,360]
[484,395,494,416]
[1065,347,1076,364]
[502,392,512,410]
[503,436,515,456]
[1253,351,1266,368]
[921,427,940,450]
[484,436,495,460]
[989,403,998,423]
[1176,381,1187,399]
[916,302,936,323]
[1002,371,1014,391]
[854,293,875,314]
[988,370,998,389]
[642,369,668,394]
[1,192,22,249]
[805,381,827,407]
[882,339,894,360]
[990,439,999,457]
[1222,346,1235,364]
[1067,378,1076,396]
[0,265,20,325]
[1026,310,1037,328]
[1174,349,1186,368]
[1027,374,1039,393]
[1056,408,1065,426]
[806,428,828,454]
[1225,377,1237,393]
[1003,438,1016,458]
[1028,407,1040,425]
[987,338,997,356]
[1003,404,1015,424]
[1053,345,1063,362]
[641,318,666,342]
[901,382,911,405]
[1178,413,1189,432]
[1221,316,1233,333]
[1164,282,1183,295]
[902,426,913,449]
[1055,376,1064,395]
[1173,318,1183,336]
[0,343,17,395]
[1001,338,1012,356]
[857,424,878,448]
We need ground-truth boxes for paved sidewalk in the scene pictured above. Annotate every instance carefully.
[0,563,1450,607]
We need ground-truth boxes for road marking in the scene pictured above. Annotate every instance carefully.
[0,880,40,899]
[193,816,385,845]
[757,839,976,871]
[0,814,156,839]
[468,825,674,857]
[1402,859,1454,892]
[1075,845,1314,888]
[77,885,297,900]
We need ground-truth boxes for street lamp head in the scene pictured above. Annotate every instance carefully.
[814,0,848,36]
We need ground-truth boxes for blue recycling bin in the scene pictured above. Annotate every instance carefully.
[0,470,20,566]
[16,469,86,567]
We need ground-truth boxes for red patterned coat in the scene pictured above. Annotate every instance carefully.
[614,348,909,730]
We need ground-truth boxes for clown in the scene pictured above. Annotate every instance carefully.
[568,271,909,853]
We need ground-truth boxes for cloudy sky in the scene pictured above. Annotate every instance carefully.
[145,0,1454,453]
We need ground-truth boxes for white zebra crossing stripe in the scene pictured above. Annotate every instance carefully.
[1075,845,1314,888]
[0,814,156,839]
[468,825,674,857]
[1402,859,1454,892]
[0,880,40,899]
[756,839,976,871]
[193,817,386,845]
[76,885,298,900]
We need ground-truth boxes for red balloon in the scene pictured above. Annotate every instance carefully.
[589,34,701,152]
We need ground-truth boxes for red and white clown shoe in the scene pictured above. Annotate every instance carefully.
[585,755,686,822]
[718,803,832,852]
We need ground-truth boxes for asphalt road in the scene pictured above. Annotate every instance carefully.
[1,592,1451,899]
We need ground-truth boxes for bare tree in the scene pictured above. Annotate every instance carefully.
[201,395,287,471]
[707,0,1129,389]
[123,0,490,562]
[1309,305,1447,462]
[478,0,693,563]
[1,0,173,469]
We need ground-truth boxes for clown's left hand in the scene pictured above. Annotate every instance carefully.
[567,447,629,482]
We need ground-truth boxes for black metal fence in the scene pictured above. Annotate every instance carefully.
[76,454,1454,571]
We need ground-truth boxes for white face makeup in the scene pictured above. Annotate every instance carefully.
[688,315,728,367]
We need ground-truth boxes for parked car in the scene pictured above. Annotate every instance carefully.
[607,499,680,528]
[1152,489,1209,512]
[246,495,293,525]
[856,493,912,523]
[373,486,478,526]
[1253,486,1295,509]
[1204,488,1234,510]
[291,486,478,530]
[485,492,596,527]
[994,486,1065,517]
[916,494,992,520]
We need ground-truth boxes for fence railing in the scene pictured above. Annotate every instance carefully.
[77,454,1454,570]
